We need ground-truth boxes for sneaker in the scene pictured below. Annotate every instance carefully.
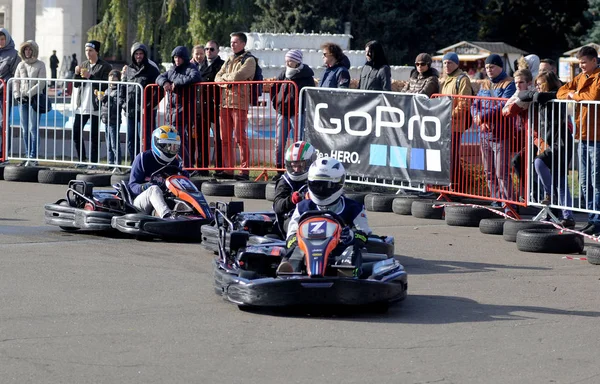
[541,194,551,205]
[276,261,294,273]
[87,165,97,170]
[27,160,38,167]
[74,163,87,169]
[234,173,250,181]
[213,171,234,179]
[490,201,502,208]
[581,223,599,235]
[162,211,179,220]
[561,218,576,229]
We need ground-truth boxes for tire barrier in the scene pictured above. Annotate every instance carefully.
[516,228,584,254]
[392,196,420,215]
[76,173,113,187]
[586,245,600,265]
[411,199,444,219]
[110,173,130,186]
[234,181,267,199]
[265,182,277,202]
[38,169,81,185]
[479,218,507,235]
[364,193,396,212]
[201,181,235,197]
[444,205,496,227]
[3,165,49,182]
[502,220,556,243]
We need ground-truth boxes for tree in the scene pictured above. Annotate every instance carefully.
[584,0,600,45]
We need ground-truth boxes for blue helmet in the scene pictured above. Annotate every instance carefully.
[151,125,181,163]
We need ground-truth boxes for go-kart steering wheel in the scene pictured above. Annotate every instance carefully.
[150,165,183,189]
[298,210,347,228]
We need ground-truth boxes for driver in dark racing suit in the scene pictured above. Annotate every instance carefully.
[272,141,316,237]
[128,125,188,219]
[277,156,372,273]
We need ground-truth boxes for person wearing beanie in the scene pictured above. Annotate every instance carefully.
[401,52,439,96]
[72,39,113,168]
[358,40,391,91]
[270,49,315,180]
[98,69,125,171]
[470,52,517,217]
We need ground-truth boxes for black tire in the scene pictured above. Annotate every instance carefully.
[586,245,600,265]
[38,169,80,185]
[0,165,5,180]
[234,181,267,199]
[76,173,112,187]
[479,218,506,235]
[142,218,206,241]
[265,182,277,202]
[411,199,443,219]
[516,228,584,254]
[110,173,130,186]
[392,196,419,215]
[503,220,556,243]
[201,181,235,196]
[365,239,394,258]
[344,192,367,205]
[444,205,496,227]
[364,193,396,212]
[189,176,210,190]
[3,165,49,182]
[460,198,492,206]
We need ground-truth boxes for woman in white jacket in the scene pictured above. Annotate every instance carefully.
[13,40,46,166]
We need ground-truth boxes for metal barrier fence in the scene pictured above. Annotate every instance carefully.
[0,79,7,162]
[428,94,526,213]
[143,80,298,178]
[5,77,144,170]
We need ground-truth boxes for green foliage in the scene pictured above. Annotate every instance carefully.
[584,0,600,45]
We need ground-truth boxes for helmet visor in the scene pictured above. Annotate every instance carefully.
[308,179,343,199]
[157,140,180,156]
[285,160,308,176]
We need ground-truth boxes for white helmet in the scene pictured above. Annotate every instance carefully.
[284,141,316,181]
[307,157,346,206]
[151,125,181,163]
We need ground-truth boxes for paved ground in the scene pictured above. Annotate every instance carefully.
[1,180,600,384]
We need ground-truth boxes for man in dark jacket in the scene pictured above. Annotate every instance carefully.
[194,40,225,175]
[49,50,59,85]
[270,49,315,179]
[318,43,350,89]
[156,46,201,168]
[0,28,20,161]
[72,40,112,168]
[121,42,161,164]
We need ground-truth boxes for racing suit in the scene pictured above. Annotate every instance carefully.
[272,173,308,237]
[128,151,188,217]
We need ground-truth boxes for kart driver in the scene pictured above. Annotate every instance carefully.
[128,125,188,219]
[277,156,372,273]
[272,141,317,237]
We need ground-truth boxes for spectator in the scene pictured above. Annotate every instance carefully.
[189,44,207,169]
[470,54,517,215]
[556,45,600,235]
[68,53,77,78]
[13,40,46,166]
[357,40,391,91]
[440,52,474,189]
[539,58,558,75]
[401,53,440,96]
[318,42,350,89]
[72,40,112,168]
[0,28,20,162]
[121,42,160,164]
[194,40,225,176]
[519,71,575,228]
[214,32,256,180]
[190,45,206,70]
[98,69,125,172]
[156,46,201,168]
[49,50,59,85]
[270,49,315,180]
[517,54,540,79]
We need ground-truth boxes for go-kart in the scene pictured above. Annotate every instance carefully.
[213,210,407,310]
[110,165,213,240]
[44,179,133,231]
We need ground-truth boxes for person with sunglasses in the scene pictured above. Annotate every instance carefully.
[318,42,350,89]
[401,52,439,97]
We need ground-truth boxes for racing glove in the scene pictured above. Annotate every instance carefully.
[354,230,368,249]
[291,191,302,205]
[286,234,298,249]
[141,182,152,192]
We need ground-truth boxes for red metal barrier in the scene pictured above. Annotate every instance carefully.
[429,94,527,215]
[143,80,298,180]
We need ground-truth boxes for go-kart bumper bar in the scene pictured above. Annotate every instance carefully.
[44,203,116,230]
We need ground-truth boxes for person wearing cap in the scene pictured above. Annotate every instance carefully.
[401,52,440,97]
[72,40,113,168]
[98,69,125,172]
[470,53,517,216]
[318,42,350,89]
[270,49,315,180]
[440,51,474,190]
[358,40,391,91]
[49,50,59,85]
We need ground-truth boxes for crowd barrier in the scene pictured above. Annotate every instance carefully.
[0,79,7,162]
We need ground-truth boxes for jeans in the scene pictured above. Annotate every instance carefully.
[19,103,38,159]
[275,114,296,169]
[579,141,600,224]
[534,157,573,219]
[106,123,121,165]
[480,133,514,207]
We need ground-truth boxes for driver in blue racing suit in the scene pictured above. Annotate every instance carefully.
[277,156,372,273]
[128,125,188,219]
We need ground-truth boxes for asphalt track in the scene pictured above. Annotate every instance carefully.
[1,180,600,384]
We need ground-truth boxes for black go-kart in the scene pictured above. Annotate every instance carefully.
[213,209,407,310]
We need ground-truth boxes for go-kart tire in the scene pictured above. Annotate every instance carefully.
[344,192,367,205]
[0,164,5,180]
[479,218,506,235]
[201,181,235,196]
[38,169,80,185]
[444,205,496,227]
[76,173,112,187]
[234,181,267,199]
[516,228,584,254]
[365,239,394,258]
[411,199,443,219]
[586,245,600,265]
[265,182,277,201]
[3,165,49,182]
[503,220,555,242]
[189,176,210,190]
[142,218,205,241]
[392,196,419,215]
[364,193,396,212]
[110,173,130,186]
[460,198,492,206]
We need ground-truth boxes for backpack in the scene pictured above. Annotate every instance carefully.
[241,54,263,106]
[455,73,475,96]
[454,73,474,132]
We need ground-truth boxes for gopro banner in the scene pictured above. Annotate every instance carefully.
[303,88,452,185]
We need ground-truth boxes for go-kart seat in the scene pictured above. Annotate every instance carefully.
[118,180,135,207]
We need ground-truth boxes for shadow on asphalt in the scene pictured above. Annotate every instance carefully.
[397,254,552,274]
